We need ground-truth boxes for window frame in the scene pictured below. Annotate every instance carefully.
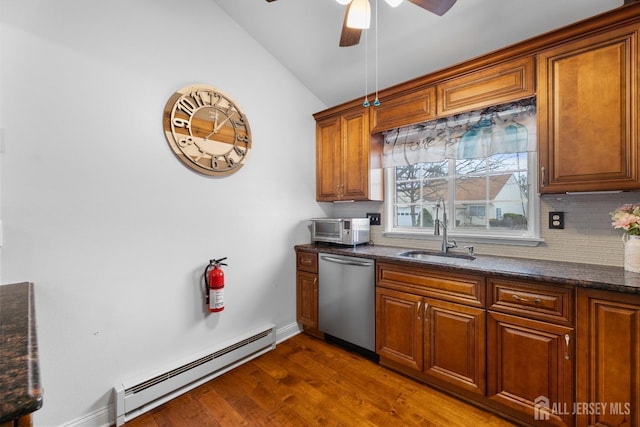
[383,152,542,247]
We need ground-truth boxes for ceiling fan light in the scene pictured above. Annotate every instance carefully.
[336,0,352,5]
[346,0,371,29]
[384,0,403,7]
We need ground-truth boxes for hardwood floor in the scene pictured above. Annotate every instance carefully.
[124,333,517,426]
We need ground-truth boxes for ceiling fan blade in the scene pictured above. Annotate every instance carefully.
[408,0,456,16]
[339,3,362,47]
[265,0,278,2]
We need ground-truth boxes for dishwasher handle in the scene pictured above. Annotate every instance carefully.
[320,255,373,267]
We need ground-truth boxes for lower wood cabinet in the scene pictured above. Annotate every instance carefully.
[375,262,578,426]
[295,251,321,337]
[376,287,422,371]
[296,270,318,329]
[376,284,486,395]
[576,288,640,427]
[298,252,638,427]
[487,311,574,427]
[0,415,32,427]
[424,297,486,395]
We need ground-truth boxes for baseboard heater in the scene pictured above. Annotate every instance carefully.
[114,324,276,426]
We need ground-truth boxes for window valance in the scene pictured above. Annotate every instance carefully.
[382,97,537,168]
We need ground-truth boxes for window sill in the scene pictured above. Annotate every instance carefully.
[382,230,544,247]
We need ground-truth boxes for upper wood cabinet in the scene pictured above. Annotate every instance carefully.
[315,3,640,197]
[369,86,436,133]
[315,108,383,202]
[436,56,535,116]
[537,22,640,193]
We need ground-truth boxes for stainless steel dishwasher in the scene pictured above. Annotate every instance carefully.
[318,253,376,355]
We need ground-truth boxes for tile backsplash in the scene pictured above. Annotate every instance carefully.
[330,192,640,267]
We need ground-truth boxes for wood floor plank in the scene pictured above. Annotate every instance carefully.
[197,388,247,426]
[124,333,518,427]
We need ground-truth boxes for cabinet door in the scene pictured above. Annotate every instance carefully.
[437,56,534,116]
[488,311,574,427]
[576,289,640,427]
[316,116,342,201]
[423,298,486,395]
[537,23,640,193]
[370,86,436,133]
[376,287,423,371]
[296,271,318,330]
[341,109,371,200]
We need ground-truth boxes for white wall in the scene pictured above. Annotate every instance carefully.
[0,0,327,425]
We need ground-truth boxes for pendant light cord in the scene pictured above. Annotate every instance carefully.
[374,0,380,106]
[362,0,380,108]
[363,24,370,107]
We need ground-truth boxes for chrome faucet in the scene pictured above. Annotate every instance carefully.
[434,198,457,253]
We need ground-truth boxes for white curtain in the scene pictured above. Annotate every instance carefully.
[382,97,536,167]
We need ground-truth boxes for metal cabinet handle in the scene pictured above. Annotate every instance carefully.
[320,255,373,267]
[541,166,546,188]
[417,301,422,321]
[512,294,542,304]
[564,333,571,360]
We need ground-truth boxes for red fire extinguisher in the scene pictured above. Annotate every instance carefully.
[204,257,227,312]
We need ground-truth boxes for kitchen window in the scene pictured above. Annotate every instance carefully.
[383,98,541,245]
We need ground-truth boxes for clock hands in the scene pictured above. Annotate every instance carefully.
[213,112,233,133]
[204,109,234,140]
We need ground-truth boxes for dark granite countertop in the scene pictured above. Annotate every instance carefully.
[295,243,640,295]
[0,282,43,423]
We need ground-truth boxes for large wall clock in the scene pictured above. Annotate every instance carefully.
[163,84,252,176]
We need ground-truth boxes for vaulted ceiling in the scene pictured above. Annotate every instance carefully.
[213,0,623,107]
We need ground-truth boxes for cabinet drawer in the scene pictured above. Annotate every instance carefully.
[489,278,574,325]
[296,251,318,273]
[377,262,485,307]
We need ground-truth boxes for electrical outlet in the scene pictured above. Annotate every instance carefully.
[549,211,565,229]
[367,212,381,226]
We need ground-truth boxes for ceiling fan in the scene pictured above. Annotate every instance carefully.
[266,0,456,47]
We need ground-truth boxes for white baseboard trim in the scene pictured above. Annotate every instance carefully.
[60,405,112,427]
[276,321,301,343]
[57,322,302,427]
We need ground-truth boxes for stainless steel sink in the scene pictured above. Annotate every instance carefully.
[398,250,476,261]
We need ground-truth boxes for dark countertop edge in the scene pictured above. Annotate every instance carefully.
[0,282,43,423]
[295,243,640,295]
[1,399,44,425]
